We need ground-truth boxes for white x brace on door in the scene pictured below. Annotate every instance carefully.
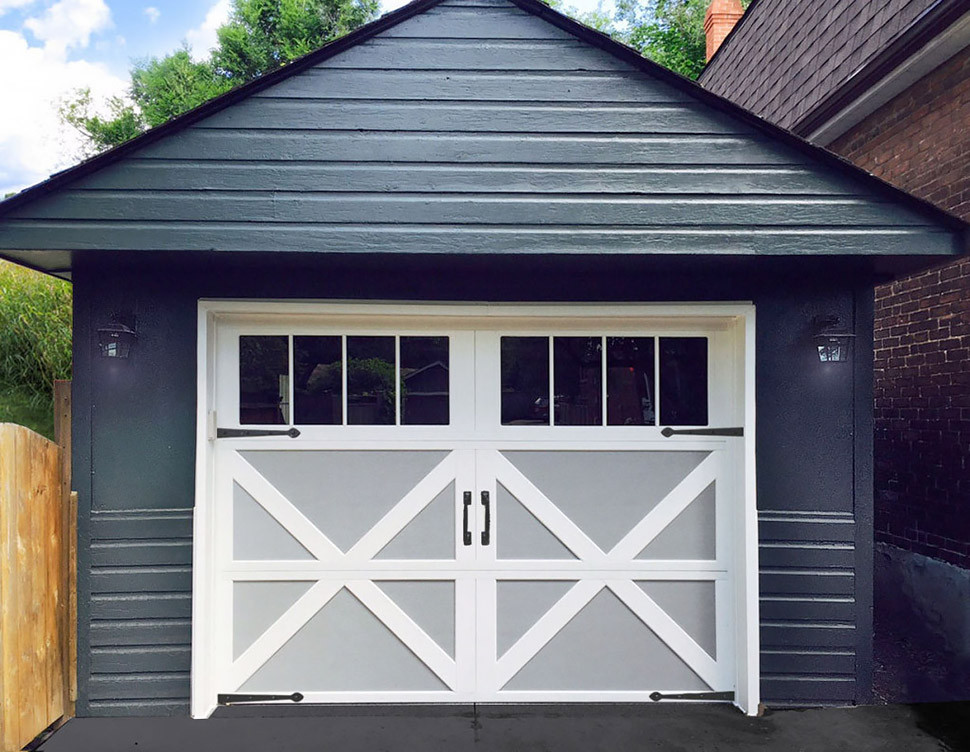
[193,303,758,718]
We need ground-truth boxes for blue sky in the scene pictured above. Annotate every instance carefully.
[0,0,606,196]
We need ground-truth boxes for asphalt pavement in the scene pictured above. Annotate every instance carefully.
[40,702,970,752]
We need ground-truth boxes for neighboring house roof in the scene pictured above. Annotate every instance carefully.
[700,0,970,142]
[0,0,966,279]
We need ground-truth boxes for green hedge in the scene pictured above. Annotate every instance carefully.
[0,261,72,437]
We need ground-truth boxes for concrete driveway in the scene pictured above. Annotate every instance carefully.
[39,703,969,752]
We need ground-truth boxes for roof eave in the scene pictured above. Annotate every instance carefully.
[792,0,970,141]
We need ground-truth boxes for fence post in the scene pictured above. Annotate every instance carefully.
[53,381,76,719]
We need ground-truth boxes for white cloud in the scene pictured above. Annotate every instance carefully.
[0,28,126,195]
[186,0,231,61]
[143,5,159,24]
[23,0,112,56]
[0,0,38,15]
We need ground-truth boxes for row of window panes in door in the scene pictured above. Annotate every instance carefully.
[239,334,707,427]
[239,335,449,426]
[501,336,708,427]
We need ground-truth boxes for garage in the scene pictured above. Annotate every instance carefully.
[194,303,756,714]
[0,0,965,721]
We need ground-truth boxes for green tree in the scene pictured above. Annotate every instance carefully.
[214,0,377,82]
[61,0,379,153]
[555,0,750,80]
[619,0,711,79]
[59,88,145,157]
[131,47,231,128]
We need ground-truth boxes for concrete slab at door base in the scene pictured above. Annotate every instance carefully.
[43,705,949,752]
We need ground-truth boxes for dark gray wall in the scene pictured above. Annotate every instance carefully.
[0,0,959,267]
[73,253,874,715]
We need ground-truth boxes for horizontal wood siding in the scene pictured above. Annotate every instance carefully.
[0,0,955,256]
[86,511,192,716]
[758,510,858,705]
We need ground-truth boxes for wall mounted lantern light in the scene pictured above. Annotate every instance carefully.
[97,315,137,359]
[812,314,855,363]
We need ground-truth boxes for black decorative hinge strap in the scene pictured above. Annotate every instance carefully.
[661,427,743,438]
[218,692,304,705]
[216,427,301,439]
[649,691,734,702]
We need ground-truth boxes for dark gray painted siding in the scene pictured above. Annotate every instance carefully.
[0,0,959,259]
[73,253,874,715]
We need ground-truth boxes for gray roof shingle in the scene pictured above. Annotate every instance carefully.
[699,0,940,130]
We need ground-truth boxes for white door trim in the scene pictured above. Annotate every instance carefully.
[192,301,759,718]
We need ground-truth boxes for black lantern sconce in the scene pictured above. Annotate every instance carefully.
[812,314,855,363]
[97,315,137,359]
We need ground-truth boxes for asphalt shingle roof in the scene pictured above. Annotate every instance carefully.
[699,0,940,130]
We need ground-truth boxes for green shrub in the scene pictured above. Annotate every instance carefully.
[0,260,72,436]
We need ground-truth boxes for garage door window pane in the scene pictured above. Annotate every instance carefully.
[347,336,396,425]
[502,337,549,425]
[240,335,289,425]
[294,336,342,425]
[401,336,450,425]
[606,337,656,426]
[660,337,708,426]
[554,337,602,426]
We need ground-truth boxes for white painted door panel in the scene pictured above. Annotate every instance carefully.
[475,447,734,700]
[217,444,478,702]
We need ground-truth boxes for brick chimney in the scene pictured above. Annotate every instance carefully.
[704,0,744,61]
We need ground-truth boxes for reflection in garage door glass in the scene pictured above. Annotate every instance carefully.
[239,335,289,425]
[401,336,450,425]
[294,336,342,425]
[660,337,708,426]
[607,337,655,426]
[348,336,396,425]
[501,337,550,425]
[554,337,602,426]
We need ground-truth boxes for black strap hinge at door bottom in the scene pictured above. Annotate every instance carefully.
[218,692,304,705]
[649,691,734,702]
[661,427,743,438]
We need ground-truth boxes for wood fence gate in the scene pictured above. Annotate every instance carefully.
[0,381,76,752]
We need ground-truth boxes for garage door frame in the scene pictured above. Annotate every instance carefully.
[192,301,759,718]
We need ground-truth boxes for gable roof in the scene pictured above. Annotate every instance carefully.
[700,0,970,138]
[0,0,966,278]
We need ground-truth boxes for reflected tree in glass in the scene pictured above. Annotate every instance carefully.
[294,336,342,425]
[347,336,396,425]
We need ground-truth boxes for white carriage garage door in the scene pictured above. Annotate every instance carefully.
[193,304,758,717]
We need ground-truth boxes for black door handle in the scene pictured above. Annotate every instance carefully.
[462,491,472,546]
[481,490,491,546]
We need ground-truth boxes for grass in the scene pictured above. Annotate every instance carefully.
[0,260,72,438]
[0,387,55,439]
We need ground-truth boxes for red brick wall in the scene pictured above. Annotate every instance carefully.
[830,46,970,568]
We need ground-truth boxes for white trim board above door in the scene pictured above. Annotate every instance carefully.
[192,302,759,718]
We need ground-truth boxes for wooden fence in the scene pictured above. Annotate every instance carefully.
[0,381,76,752]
